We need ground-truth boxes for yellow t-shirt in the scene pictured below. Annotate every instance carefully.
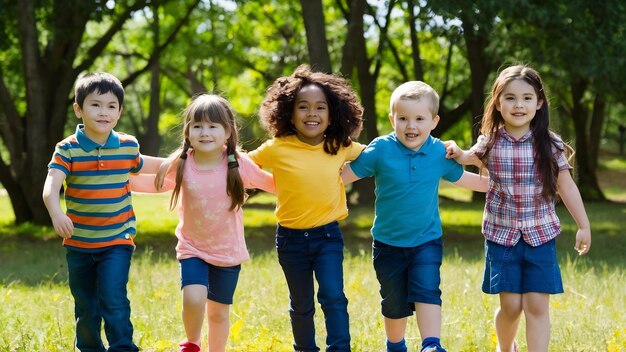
[248,135,365,229]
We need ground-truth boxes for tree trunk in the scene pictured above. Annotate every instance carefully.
[139,2,163,156]
[460,15,492,202]
[299,0,332,73]
[569,82,605,201]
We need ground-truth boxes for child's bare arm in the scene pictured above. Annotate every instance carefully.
[139,155,165,174]
[42,169,74,238]
[130,174,164,193]
[444,140,482,167]
[557,169,591,255]
[452,170,489,192]
[341,163,362,185]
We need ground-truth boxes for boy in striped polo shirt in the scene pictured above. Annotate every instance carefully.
[42,72,161,351]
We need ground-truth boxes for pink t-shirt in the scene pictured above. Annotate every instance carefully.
[162,150,274,266]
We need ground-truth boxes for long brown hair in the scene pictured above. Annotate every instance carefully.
[478,65,571,200]
[155,94,244,211]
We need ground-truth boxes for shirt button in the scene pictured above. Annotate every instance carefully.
[304,232,309,237]
[125,234,130,239]
[412,166,416,170]
[100,163,104,167]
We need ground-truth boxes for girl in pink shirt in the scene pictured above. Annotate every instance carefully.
[132,94,274,352]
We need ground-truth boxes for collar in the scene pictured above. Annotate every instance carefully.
[75,124,120,152]
[499,127,532,143]
[390,132,434,155]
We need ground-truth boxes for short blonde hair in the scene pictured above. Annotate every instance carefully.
[389,81,439,117]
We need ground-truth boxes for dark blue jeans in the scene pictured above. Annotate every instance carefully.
[276,221,350,352]
[66,246,139,352]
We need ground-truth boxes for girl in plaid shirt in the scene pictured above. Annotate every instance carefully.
[446,65,591,352]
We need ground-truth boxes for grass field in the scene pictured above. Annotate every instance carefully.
[0,158,625,351]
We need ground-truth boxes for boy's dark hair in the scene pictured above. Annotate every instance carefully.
[74,72,125,109]
[259,65,363,155]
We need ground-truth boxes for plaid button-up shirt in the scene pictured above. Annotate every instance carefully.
[471,128,571,247]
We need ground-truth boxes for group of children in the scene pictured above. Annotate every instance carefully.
[42,64,591,352]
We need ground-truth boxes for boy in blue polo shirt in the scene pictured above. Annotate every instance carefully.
[42,72,161,351]
[342,81,487,352]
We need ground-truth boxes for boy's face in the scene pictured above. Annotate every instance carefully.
[73,91,122,144]
[389,98,439,151]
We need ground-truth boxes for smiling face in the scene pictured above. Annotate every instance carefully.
[73,91,122,145]
[497,79,543,138]
[291,84,330,145]
[187,120,230,158]
[389,98,439,151]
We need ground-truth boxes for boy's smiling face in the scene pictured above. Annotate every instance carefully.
[389,98,439,151]
[73,91,122,145]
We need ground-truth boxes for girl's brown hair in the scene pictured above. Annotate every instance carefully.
[478,65,572,200]
[156,94,244,211]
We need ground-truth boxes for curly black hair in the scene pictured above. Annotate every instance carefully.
[259,65,364,155]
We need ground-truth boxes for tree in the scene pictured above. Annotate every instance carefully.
[502,0,626,200]
[0,0,198,225]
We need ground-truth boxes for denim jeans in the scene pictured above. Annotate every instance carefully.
[66,246,139,352]
[276,221,350,352]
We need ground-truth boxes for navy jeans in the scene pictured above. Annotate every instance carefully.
[276,221,351,352]
[66,246,139,352]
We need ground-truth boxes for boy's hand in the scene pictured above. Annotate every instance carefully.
[443,140,461,159]
[574,228,591,255]
[51,213,74,238]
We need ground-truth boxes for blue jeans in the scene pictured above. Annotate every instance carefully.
[276,221,350,352]
[66,246,139,352]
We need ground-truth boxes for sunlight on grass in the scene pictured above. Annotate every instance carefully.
[1,248,623,351]
[0,158,625,351]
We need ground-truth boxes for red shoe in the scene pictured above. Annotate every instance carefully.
[179,341,201,352]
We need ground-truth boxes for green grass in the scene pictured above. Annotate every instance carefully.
[1,175,625,351]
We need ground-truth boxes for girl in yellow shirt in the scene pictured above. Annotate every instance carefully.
[249,65,365,352]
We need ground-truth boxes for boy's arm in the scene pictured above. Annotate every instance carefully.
[139,155,165,174]
[130,174,163,193]
[341,163,362,185]
[557,169,591,255]
[451,170,489,192]
[42,168,73,238]
[444,140,483,167]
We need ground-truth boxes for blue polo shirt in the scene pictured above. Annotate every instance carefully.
[349,133,463,247]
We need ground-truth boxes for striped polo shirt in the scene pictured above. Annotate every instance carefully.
[48,124,143,252]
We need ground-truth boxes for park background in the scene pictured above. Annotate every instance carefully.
[0,0,625,351]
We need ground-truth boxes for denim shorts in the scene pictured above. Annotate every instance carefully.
[179,257,241,304]
[373,238,443,319]
[482,238,563,294]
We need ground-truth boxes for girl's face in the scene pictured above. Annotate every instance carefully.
[291,84,329,146]
[187,120,230,157]
[496,79,543,138]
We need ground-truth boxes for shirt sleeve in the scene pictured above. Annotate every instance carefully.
[129,138,143,174]
[345,141,367,161]
[348,139,379,178]
[239,153,275,193]
[48,144,71,176]
[247,139,273,168]
[550,133,573,171]
[469,134,489,157]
